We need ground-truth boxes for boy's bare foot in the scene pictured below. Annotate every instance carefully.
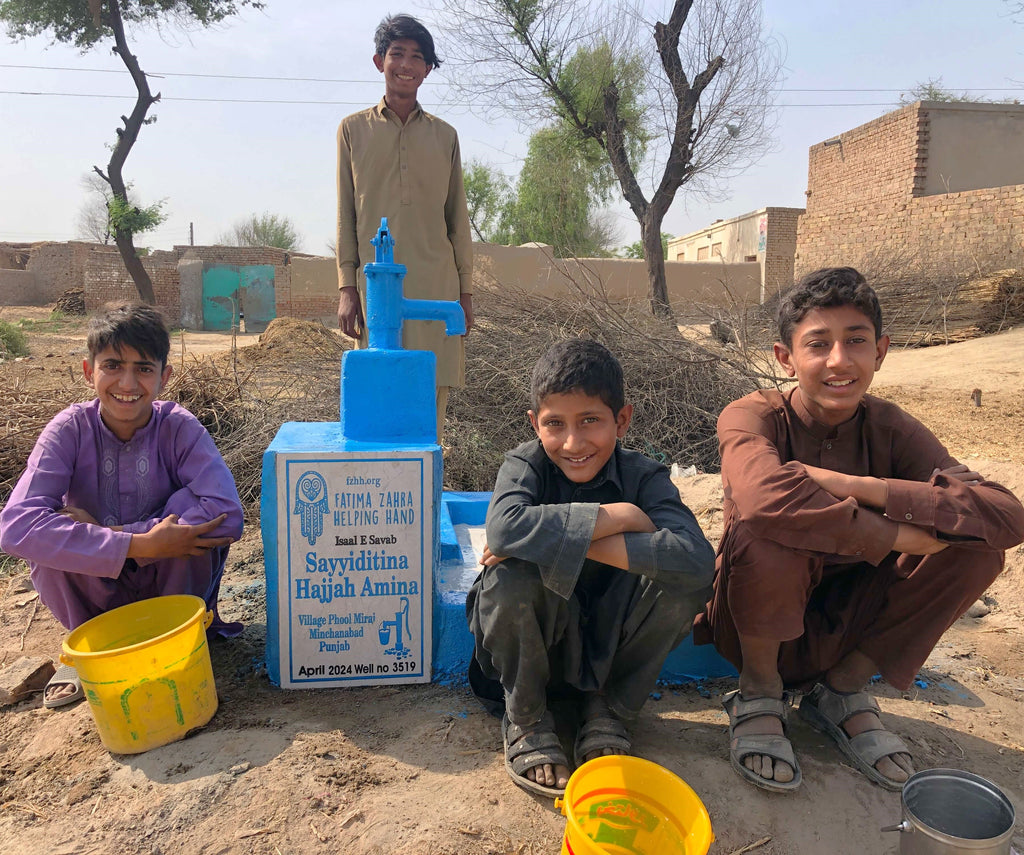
[574,693,631,765]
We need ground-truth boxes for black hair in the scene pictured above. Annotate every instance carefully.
[530,339,625,415]
[86,303,171,367]
[777,267,883,347]
[374,13,441,69]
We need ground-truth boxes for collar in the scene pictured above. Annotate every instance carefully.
[90,397,160,446]
[542,439,624,493]
[374,97,423,122]
[788,387,864,442]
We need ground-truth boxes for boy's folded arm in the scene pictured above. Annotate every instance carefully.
[162,419,244,537]
[882,472,1024,550]
[720,406,900,561]
[0,433,130,578]
[613,469,716,593]
[484,454,598,598]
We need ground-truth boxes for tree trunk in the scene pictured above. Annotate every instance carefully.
[641,213,672,319]
[102,0,159,305]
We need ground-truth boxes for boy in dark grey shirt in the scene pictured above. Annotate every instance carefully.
[467,339,714,797]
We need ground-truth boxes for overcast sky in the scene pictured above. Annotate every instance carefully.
[0,0,1021,255]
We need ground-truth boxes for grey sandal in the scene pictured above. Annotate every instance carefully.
[502,711,570,798]
[574,695,631,766]
[799,683,911,792]
[722,689,802,793]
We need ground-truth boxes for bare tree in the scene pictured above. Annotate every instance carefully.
[76,173,115,245]
[1,0,264,303]
[438,0,781,317]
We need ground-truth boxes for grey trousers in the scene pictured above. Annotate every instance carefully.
[466,557,709,725]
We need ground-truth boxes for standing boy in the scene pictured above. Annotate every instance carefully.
[467,339,715,797]
[0,303,243,708]
[695,267,1024,792]
[336,13,473,442]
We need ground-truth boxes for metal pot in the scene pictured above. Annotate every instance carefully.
[882,769,1016,855]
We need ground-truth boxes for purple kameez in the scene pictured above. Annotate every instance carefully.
[0,399,243,633]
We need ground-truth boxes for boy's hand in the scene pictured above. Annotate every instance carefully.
[128,513,234,561]
[480,543,506,567]
[932,463,982,486]
[337,287,364,339]
[460,293,474,336]
[893,523,948,555]
[58,506,99,525]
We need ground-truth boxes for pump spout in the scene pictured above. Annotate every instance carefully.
[401,297,466,337]
[363,217,466,349]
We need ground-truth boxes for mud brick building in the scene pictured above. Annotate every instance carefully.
[667,206,804,302]
[795,101,1024,277]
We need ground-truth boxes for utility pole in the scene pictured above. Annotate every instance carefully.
[189,221,194,246]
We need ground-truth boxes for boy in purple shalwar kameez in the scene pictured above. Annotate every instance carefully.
[0,304,243,708]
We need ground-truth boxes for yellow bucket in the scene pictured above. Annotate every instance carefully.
[555,756,714,855]
[61,595,218,754]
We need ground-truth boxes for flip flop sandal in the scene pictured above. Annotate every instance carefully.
[502,711,570,798]
[722,689,802,793]
[43,662,84,709]
[798,683,911,792]
[573,696,631,766]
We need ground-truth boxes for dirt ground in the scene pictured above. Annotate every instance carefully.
[0,309,1022,855]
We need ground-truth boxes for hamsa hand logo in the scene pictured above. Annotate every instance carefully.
[293,471,328,545]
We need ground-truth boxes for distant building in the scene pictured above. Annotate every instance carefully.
[667,206,804,302]
[796,100,1024,277]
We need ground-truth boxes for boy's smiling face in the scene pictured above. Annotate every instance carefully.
[373,38,430,101]
[773,304,889,426]
[84,344,172,442]
[529,390,632,484]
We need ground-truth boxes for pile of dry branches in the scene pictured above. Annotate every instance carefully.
[446,282,758,490]
[1,301,755,524]
[875,268,1024,347]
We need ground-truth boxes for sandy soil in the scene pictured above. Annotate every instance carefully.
[0,312,1022,855]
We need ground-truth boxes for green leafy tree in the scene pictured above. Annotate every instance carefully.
[622,233,672,260]
[498,126,619,256]
[441,0,781,317]
[463,159,511,242]
[0,0,264,303]
[220,212,301,251]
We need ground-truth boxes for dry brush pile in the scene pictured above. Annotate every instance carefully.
[446,283,758,490]
[1,295,756,529]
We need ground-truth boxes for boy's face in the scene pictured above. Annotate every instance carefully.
[529,390,632,484]
[83,344,172,442]
[373,38,430,101]
[773,304,889,426]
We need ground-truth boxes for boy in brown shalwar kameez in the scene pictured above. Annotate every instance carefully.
[694,267,1024,793]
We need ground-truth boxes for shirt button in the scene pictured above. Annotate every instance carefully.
[825,442,832,450]
[905,513,913,520]
[855,550,863,556]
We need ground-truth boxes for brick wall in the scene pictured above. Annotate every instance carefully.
[763,207,803,298]
[84,248,182,323]
[796,102,1024,277]
[21,241,104,302]
[280,257,336,324]
[0,270,42,304]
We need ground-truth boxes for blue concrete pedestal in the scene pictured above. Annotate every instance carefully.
[262,422,441,688]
